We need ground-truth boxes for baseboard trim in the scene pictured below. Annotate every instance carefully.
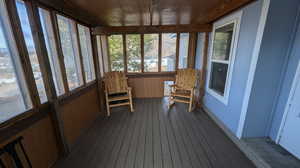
[202,106,271,168]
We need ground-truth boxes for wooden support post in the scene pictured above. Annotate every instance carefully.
[199,33,210,108]
[175,33,180,70]
[158,33,162,72]
[141,34,144,73]
[188,32,198,68]
[100,35,110,72]
[26,1,70,156]
[91,34,106,116]
[123,34,127,73]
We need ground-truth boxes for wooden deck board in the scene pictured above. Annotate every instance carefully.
[54,98,255,168]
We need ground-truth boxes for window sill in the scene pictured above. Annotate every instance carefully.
[0,103,51,143]
[206,88,229,105]
[58,81,97,105]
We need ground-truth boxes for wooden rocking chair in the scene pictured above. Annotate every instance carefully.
[169,68,197,112]
[104,71,134,116]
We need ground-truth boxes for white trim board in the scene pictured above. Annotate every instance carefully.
[206,10,243,105]
[276,61,300,143]
[237,0,271,138]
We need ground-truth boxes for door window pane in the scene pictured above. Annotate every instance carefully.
[144,34,159,72]
[178,33,189,69]
[161,33,176,71]
[39,8,65,95]
[209,62,228,95]
[108,35,124,71]
[212,23,234,61]
[57,15,83,90]
[78,24,95,82]
[0,0,32,122]
[126,34,141,72]
[16,0,47,103]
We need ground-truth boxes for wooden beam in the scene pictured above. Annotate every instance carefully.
[92,24,212,35]
[188,33,198,68]
[201,0,255,23]
[36,0,97,26]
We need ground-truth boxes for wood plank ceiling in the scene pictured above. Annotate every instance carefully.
[39,0,255,26]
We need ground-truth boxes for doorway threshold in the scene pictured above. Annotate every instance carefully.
[244,138,300,168]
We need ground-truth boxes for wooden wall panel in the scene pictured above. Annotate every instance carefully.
[61,87,101,146]
[128,76,175,98]
[0,115,59,168]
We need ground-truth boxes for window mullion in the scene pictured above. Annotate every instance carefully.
[87,28,96,80]
[50,11,70,93]
[5,0,40,107]
[89,29,98,80]
[74,23,86,85]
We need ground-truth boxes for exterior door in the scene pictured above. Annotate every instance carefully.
[280,62,300,159]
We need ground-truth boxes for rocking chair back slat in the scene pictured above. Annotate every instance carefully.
[175,68,197,90]
[104,71,128,94]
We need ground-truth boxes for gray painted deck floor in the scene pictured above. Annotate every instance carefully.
[245,138,300,168]
[55,98,255,168]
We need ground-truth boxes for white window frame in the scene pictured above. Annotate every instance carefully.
[206,11,242,105]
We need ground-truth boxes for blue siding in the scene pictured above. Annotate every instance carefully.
[269,16,300,140]
[201,0,263,134]
[243,0,300,138]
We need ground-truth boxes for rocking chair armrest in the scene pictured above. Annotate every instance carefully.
[169,84,177,88]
